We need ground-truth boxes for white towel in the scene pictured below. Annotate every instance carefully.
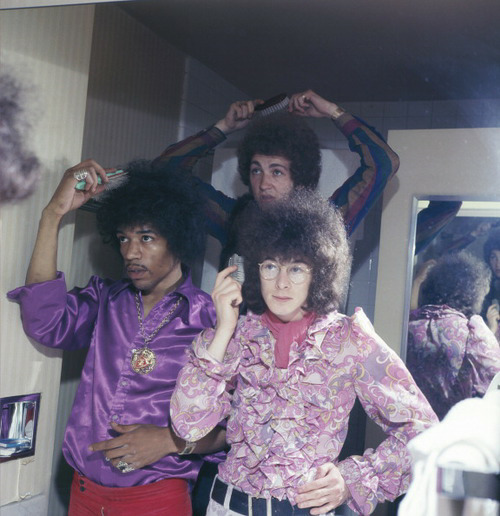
[398,389,500,516]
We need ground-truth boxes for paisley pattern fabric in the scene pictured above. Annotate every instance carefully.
[171,308,437,515]
[407,305,500,420]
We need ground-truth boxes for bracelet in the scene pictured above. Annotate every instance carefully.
[179,440,197,455]
[330,105,345,120]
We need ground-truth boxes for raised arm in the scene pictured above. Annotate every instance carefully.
[153,98,262,171]
[207,265,242,360]
[8,160,110,350]
[414,200,463,255]
[171,266,242,441]
[152,99,262,246]
[26,160,109,285]
[289,90,400,236]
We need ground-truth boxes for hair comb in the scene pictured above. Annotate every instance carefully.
[74,169,128,191]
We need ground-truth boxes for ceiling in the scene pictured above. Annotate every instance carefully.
[122,0,500,103]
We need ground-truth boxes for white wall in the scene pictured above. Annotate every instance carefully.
[82,3,186,167]
[0,4,95,512]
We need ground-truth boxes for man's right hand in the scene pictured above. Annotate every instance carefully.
[214,99,264,135]
[46,159,111,217]
[207,266,242,362]
[25,159,111,285]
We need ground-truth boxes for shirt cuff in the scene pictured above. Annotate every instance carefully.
[332,112,360,137]
[205,125,228,144]
[337,456,378,515]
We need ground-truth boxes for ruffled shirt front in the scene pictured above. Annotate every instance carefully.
[171,308,437,515]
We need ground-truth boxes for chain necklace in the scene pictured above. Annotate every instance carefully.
[130,293,182,374]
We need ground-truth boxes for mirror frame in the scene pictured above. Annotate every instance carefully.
[401,195,500,361]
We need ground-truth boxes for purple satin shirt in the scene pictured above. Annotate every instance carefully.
[8,269,216,487]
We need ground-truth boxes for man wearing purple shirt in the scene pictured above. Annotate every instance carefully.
[8,160,226,515]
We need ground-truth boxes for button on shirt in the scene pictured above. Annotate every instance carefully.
[8,269,216,487]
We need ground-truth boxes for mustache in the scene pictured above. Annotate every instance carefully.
[125,263,148,272]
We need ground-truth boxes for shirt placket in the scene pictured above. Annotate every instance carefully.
[108,294,176,425]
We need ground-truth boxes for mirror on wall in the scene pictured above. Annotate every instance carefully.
[402,197,500,419]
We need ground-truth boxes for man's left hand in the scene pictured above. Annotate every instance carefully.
[89,422,183,471]
[289,90,342,119]
[295,462,350,515]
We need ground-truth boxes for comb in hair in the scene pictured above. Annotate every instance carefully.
[75,169,128,191]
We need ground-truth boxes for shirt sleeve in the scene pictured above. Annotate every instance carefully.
[329,114,400,236]
[7,272,105,351]
[152,125,227,173]
[152,126,236,246]
[336,309,438,515]
[414,200,463,255]
[171,327,241,442]
[464,315,500,397]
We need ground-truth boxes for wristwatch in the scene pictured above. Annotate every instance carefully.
[179,440,197,455]
[330,105,345,120]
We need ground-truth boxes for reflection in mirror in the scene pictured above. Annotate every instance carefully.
[404,198,500,420]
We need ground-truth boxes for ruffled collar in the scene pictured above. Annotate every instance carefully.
[239,310,343,371]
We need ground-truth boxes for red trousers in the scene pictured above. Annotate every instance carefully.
[69,472,192,516]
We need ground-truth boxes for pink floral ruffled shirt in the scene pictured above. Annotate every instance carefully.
[407,305,500,420]
[171,308,437,514]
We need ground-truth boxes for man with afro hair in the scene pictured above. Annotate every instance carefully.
[8,159,226,515]
[153,89,400,269]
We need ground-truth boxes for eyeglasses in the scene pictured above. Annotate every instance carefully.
[258,260,312,285]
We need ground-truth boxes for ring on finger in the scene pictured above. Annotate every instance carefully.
[116,460,135,473]
[73,169,89,181]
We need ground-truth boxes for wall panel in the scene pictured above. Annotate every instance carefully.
[0,5,95,512]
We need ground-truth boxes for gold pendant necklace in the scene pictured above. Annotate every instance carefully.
[131,294,182,374]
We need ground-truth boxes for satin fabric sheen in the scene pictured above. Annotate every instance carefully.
[8,269,216,487]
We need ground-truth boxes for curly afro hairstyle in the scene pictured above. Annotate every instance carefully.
[420,251,492,317]
[239,189,352,315]
[484,228,500,266]
[96,160,206,266]
[237,112,321,190]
